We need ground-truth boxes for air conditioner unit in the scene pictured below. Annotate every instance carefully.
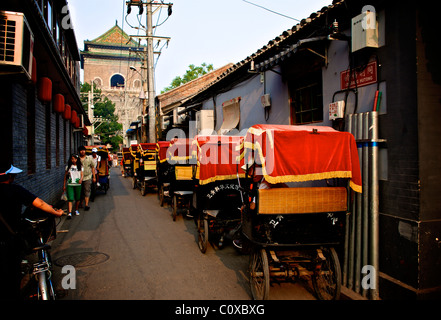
[196,110,214,135]
[0,11,34,79]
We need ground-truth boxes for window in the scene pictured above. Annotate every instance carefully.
[289,71,323,124]
[111,74,125,88]
[93,77,102,88]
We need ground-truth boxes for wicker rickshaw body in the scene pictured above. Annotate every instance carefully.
[122,147,133,177]
[241,124,362,300]
[166,138,196,220]
[132,143,157,195]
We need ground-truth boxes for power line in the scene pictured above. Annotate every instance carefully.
[241,0,301,22]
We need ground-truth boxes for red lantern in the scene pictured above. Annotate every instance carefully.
[38,77,52,102]
[31,57,37,85]
[64,104,71,120]
[75,116,80,128]
[53,94,65,113]
[71,110,77,124]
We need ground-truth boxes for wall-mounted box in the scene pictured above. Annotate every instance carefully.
[351,11,379,52]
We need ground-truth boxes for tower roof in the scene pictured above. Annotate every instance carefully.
[86,24,139,47]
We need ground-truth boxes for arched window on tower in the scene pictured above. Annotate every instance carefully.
[110,74,125,89]
[93,77,102,88]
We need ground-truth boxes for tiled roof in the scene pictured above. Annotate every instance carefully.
[86,24,140,47]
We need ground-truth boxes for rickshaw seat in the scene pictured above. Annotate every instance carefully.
[174,191,193,196]
[257,187,347,214]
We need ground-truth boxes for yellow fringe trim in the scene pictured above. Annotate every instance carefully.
[199,173,246,185]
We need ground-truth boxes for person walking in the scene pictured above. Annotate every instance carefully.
[63,154,83,218]
[0,164,63,299]
[90,148,99,202]
[78,146,96,211]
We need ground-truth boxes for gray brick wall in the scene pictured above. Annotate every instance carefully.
[10,82,80,206]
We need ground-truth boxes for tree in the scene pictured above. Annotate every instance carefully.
[81,83,123,150]
[161,63,214,93]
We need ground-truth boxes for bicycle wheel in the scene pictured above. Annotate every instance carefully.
[37,250,55,300]
[140,181,147,196]
[197,214,208,253]
[172,195,178,221]
[312,247,341,300]
[249,248,269,300]
[159,185,165,207]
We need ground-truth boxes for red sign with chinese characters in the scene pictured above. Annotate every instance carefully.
[340,61,377,90]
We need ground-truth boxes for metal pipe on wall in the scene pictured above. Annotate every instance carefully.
[355,113,363,294]
[361,112,370,297]
[369,111,380,300]
[344,111,380,299]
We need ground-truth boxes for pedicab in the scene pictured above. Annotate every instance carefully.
[241,124,362,300]
[167,138,196,221]
[156,140,172,206]
[85,145,110,194]
[96,147,110,194]
[192,134,246,253]
[129,143,140,189]
[122,147,133,177]
[133,143,157,196]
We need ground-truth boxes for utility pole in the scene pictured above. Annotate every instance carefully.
[146,2,155,143]
[126,1,172,143]
[88,82,94,145]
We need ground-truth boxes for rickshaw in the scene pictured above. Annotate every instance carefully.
[85,145,110,194]
[122,147,133,177]
[240,124,362,300]
[156,140,172,206]
[167,138,195,221]
[192,134,246,253]
[129,143,140,189]
[133,143,157,196]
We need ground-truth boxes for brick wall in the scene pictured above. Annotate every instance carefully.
[8,82,78,207]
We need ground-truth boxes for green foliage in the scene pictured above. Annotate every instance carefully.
[161,63,214,93]
[81,83,123,150]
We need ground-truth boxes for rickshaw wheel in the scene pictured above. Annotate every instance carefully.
[172,195,178,221]
[141,181,147,196]
[159,186,165,207]
[132,177,137,189]
[197,215,208,253]
[249,248,270,300]
[312,247,341,300]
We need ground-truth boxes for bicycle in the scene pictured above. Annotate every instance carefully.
[20,208,58,300]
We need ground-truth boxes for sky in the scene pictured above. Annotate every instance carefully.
[67,0,333,93]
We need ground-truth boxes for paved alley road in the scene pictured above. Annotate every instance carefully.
[50,167,315,300]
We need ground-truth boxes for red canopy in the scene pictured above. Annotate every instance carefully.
[243,124,362,193]
[156,141,170,163]
[167,138,194,163]
[193,135,245,185]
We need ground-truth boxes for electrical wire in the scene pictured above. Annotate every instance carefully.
[241,0,301,22]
